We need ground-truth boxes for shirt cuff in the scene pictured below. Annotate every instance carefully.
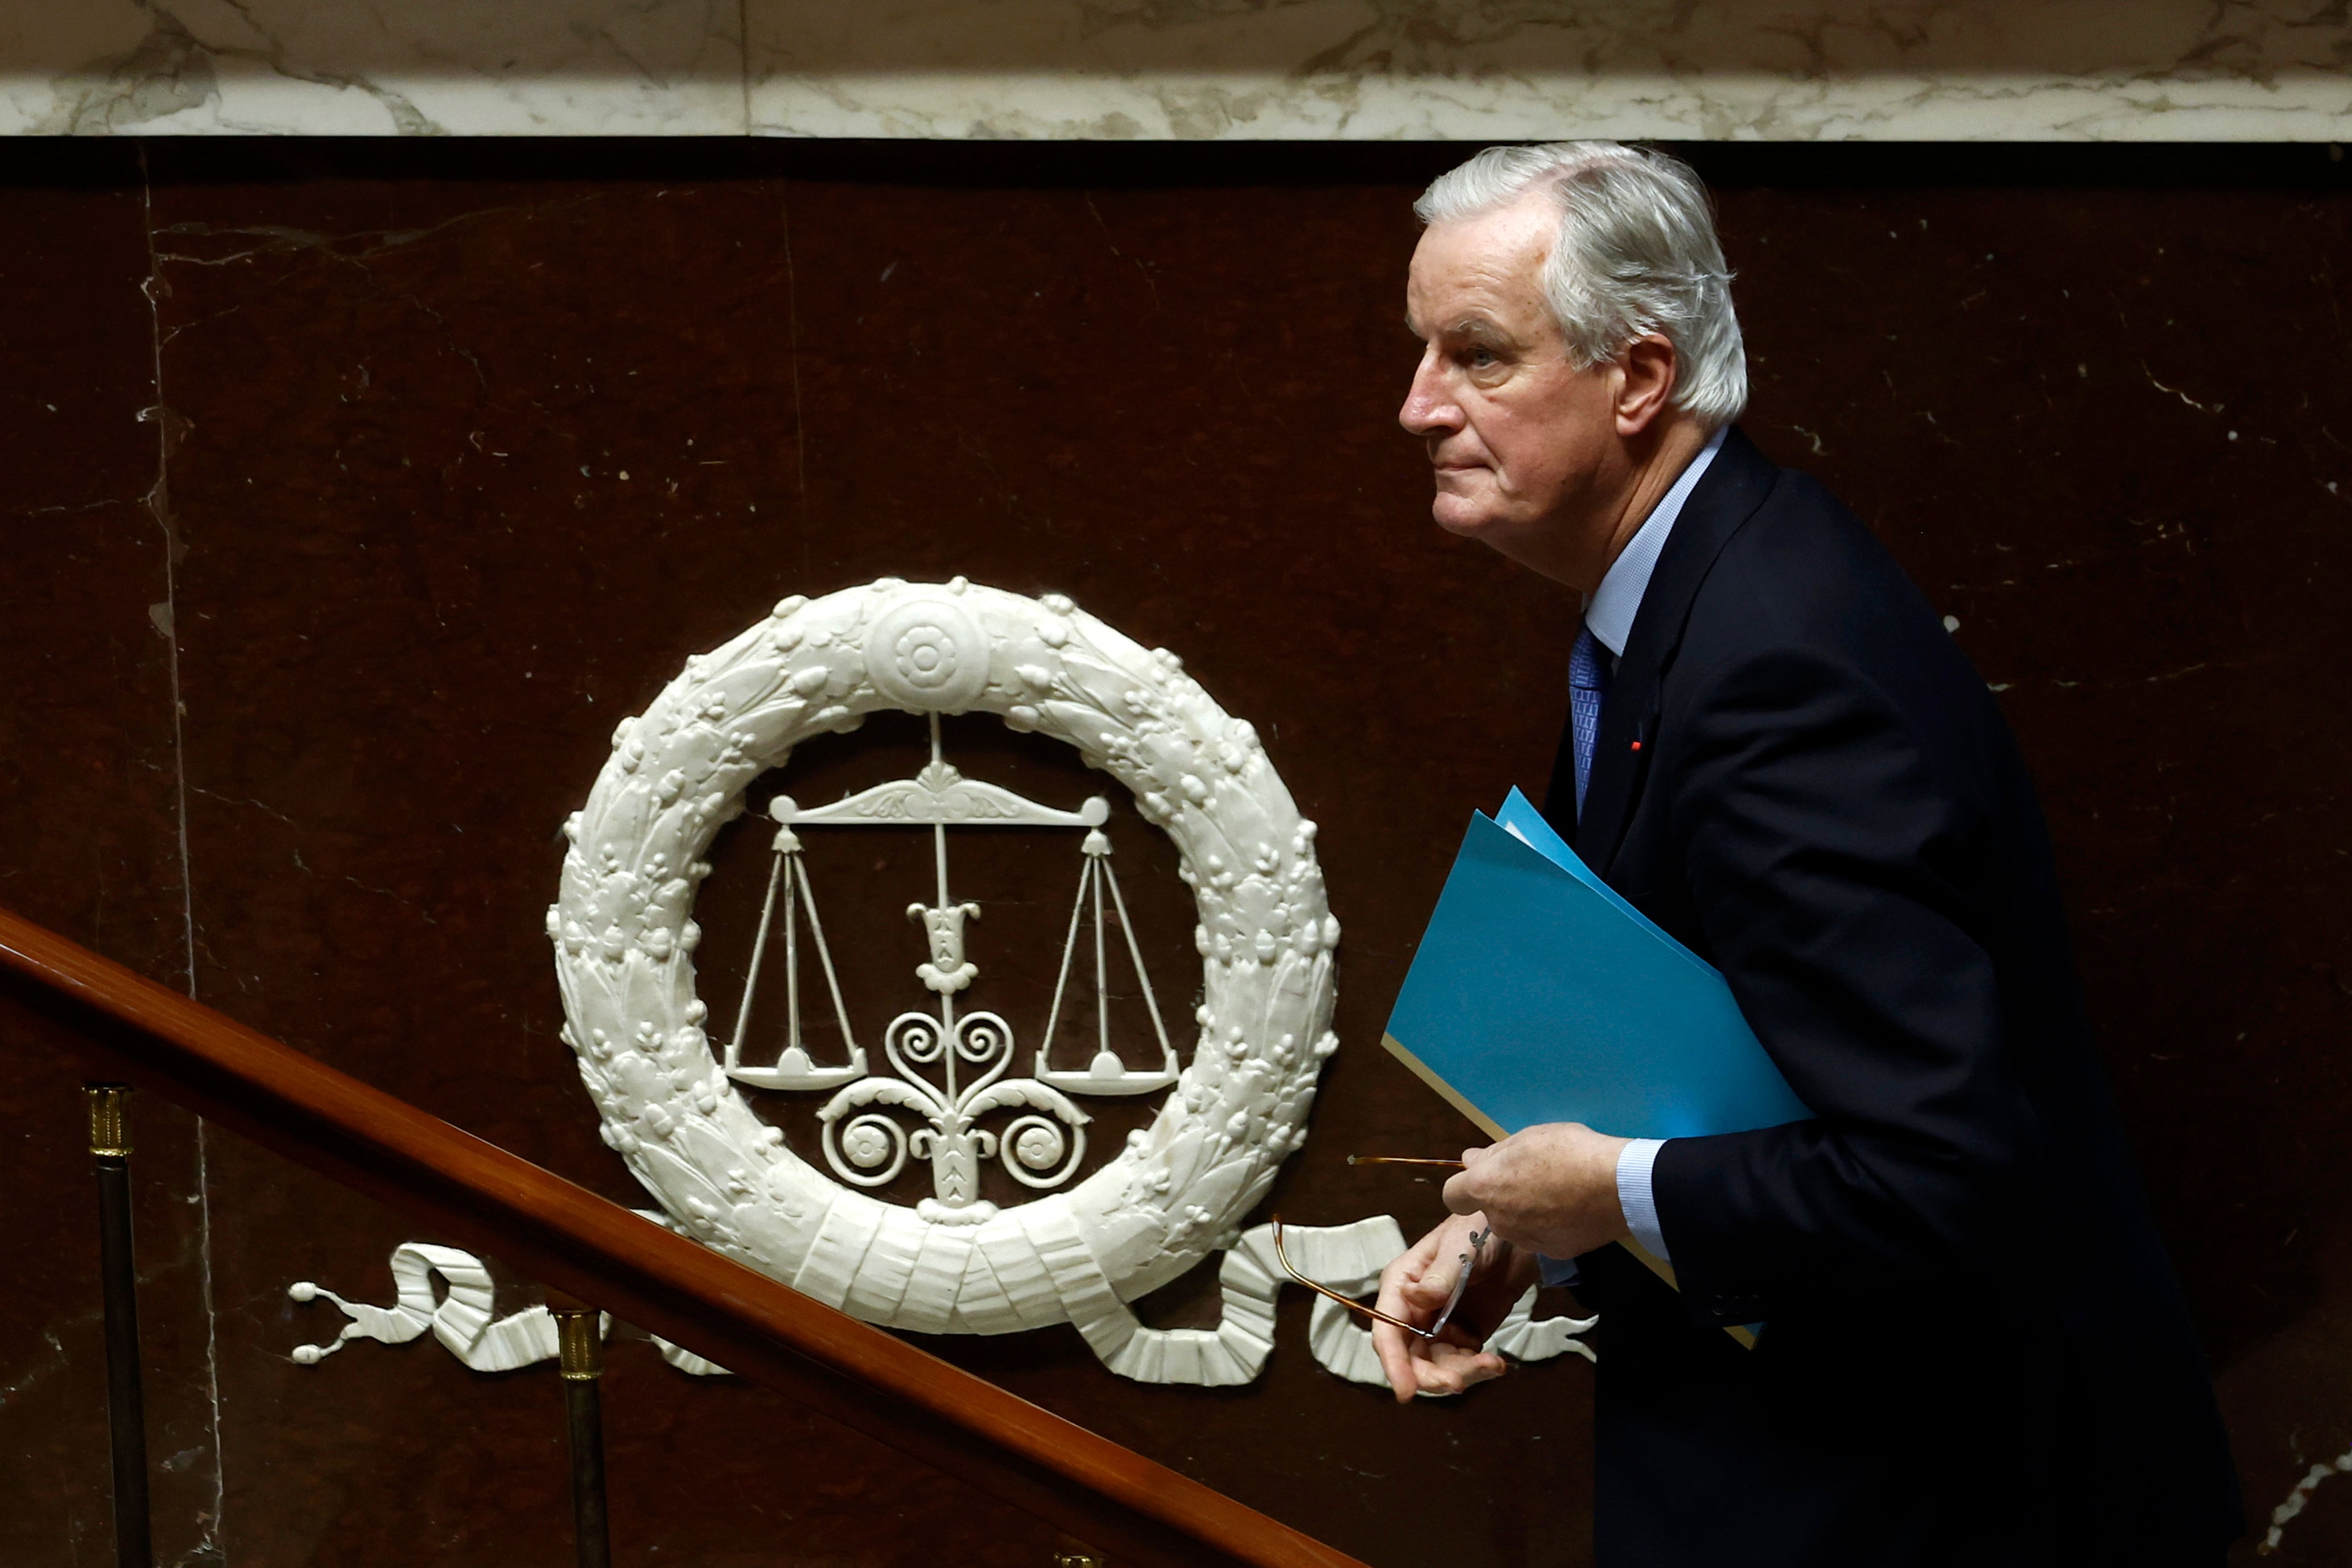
[1616,1137,1670,1265]
[1536,1252,1581,1288]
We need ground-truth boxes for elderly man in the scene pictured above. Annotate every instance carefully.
[1371,142,2240,1566]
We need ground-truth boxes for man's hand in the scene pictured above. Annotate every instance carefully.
[1371,1211,1537,1403]
[1442,1122,1631,1258]
[1370,1123,1632,1405]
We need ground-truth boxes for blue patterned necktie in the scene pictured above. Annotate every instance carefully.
[1570,626,1612,820]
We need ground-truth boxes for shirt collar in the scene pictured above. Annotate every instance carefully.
[1581,423,1729,658]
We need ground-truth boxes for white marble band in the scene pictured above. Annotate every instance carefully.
[9,3,2345,144]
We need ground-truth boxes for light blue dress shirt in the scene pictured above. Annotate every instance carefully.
[1536,425,1727,1289]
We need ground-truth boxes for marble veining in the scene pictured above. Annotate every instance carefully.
[0,0,746,136]
[3,0,2349,138]
[744,0,2352,141]
[3,0,2347,139]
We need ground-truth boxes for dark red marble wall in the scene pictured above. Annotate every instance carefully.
[1,139,2347,1567]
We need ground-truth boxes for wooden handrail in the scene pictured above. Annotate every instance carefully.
[0,906,1368,1568]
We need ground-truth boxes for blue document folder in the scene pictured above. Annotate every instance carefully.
[1383,787,1810,1147]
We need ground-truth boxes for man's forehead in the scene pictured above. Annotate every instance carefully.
[1408,199,1557,334]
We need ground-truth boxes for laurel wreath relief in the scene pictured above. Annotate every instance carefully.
[543,577,1351,1380]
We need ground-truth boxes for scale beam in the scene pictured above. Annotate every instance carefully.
[771,765,1108,832]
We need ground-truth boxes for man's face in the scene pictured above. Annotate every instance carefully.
[1399,192,1624,579]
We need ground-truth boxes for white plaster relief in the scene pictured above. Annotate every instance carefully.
[727,717,1182,1214]
[547,578,1346,1383]
[2262,1438,2352,1554]
[290,580,1593,1389]
[1,0,2346,138]
[1252,1215,1595,1388]
[284,1221,1594,1385]
[288,1237,728,1376]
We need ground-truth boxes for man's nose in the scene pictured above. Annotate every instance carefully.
[1398,355,1462,438]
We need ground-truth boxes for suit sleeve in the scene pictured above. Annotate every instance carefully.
[1647,645,2038,1323]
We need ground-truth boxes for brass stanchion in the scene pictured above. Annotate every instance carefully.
[86,1085,152,1568]
[547,1294,611,1568]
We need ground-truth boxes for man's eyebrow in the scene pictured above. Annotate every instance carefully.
[1405,310,1523,348]
[1441,315,1517,346]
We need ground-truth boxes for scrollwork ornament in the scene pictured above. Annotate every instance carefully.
[548,577,1343,1380]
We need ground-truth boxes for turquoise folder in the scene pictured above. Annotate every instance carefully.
[1382,787,1810,1147]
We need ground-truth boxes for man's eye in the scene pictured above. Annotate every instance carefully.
[1464,347,1499,369]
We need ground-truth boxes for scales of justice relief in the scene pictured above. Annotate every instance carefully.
[723,708,1182,1224]
[283,579,1590,1387]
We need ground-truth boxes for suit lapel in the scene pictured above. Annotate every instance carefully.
[1573,426,1781,874]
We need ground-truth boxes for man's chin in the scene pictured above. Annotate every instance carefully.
[1430,495,1498,539]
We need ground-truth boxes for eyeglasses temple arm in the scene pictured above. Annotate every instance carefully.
[1269,1219,1437,1340]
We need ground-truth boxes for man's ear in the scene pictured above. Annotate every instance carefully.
[1615,335,1679,436]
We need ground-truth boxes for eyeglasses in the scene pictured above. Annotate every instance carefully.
[1270,1154,1486,1343]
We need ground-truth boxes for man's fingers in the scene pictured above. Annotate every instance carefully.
[1388,1220,1446,1280]
[1373,1326,1504,1405]
[1369,1317,1421,1404]
[1377,1246,1429,1312]
[1408,1340,1508,1398]
[1375,1233,1445,1403]
[1441,1167,1482,1215]
[1381,1219,1471,1313]
[1433,1318,1489,1351]
[1372,1215,1511,1402]
[1442,1145,1492,1214]
[1371,1261,1429,1403]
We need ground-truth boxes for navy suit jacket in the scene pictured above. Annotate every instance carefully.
[1541,428,2240,1566]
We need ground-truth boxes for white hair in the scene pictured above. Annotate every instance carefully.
[1415,141,1748,428]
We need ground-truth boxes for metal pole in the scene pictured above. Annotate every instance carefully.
[547,1297,611,1568]
[85,1084,152,1568]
